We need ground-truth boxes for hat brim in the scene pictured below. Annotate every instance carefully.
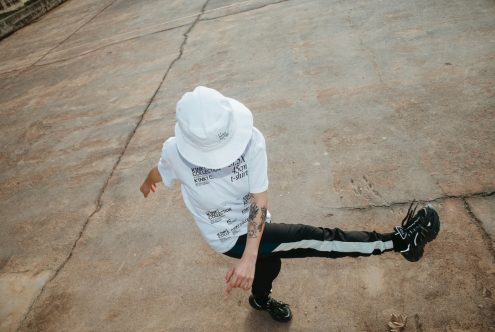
[175,97,253,169]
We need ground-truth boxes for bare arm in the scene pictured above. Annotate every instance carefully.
[225,191,268,295]
[245,191,268,258]
[140,166,162,197]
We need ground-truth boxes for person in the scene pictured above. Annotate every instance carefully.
[139,86,440,322]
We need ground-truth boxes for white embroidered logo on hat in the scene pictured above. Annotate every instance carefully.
[218,131,229,141]
[175,86,253,169]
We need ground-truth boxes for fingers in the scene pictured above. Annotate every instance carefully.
[224,275,252,295]
[224,263,255,297]
[140,182,154,198]
[240,277,253,290]
[224,275,239,297]
[224,283,233,297]
[225,267,234,283]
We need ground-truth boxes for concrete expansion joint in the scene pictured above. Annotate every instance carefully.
[0,270,31,275]
[15,2,210,330]
[199,0,290,22]
[0,0,289,74]
[32,0,119,67]
[0,67,21,77]
[0,0,118,87]
[31,22,192,69]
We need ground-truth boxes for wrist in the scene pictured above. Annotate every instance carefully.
[242,251,258,262]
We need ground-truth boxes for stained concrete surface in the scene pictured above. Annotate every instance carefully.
[0,0,494,331]
[0,271,51,331]
[0,0,115,74]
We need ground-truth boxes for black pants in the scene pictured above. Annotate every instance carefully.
[223,222,395,300]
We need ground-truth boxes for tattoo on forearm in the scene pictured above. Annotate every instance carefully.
[247,203,267,238]
[247,203,259,238]
[259,207,267,231]
[248,203,259,221]
[247,222,257,238]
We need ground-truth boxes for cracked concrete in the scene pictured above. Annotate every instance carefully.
[14,3,211,330]
[464,196,495,255]
[0,0,116,75]
[0,270,52,332]
[335,191,495,211]
[1,0,494,331]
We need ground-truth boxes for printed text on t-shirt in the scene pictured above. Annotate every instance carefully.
[206,207,232,224]
[191,167,220,186]
[230,155,248,183]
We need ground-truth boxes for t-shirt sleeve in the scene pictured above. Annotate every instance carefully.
[246,128,269,193]
[157,138,178,188]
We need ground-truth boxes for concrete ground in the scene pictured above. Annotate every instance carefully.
[1,0,494,331]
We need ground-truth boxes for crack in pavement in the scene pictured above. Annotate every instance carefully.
[333,190,494,211]
[200,0,289,21]
[462,198,495,260]
[15,0,210,330]
[345,13,385,85]
[331,190,495,260]
[9,0,494,327]
[30,0,118,66]
[0,270,44,275]
[29,22,191,68]
[0,0,118,87]
[0,67,22,78]
[0,0,289,73]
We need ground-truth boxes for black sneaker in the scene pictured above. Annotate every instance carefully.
[249,295,292,322]
[393,202,440,262]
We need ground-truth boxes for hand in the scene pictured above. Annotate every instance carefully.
[224,256,256,297]
[140,179,156,198]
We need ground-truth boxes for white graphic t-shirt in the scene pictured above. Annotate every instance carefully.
[157,127,270,253]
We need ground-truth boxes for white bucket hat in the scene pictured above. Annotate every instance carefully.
[175,86,253,169]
